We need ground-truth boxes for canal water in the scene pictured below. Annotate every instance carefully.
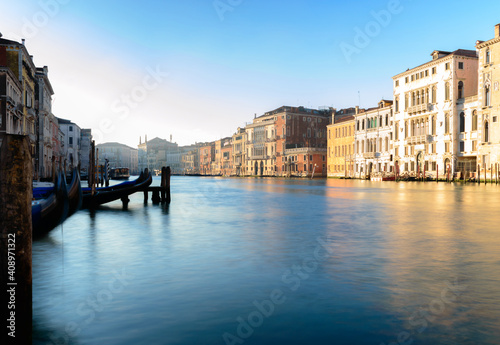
[33,177,500,345]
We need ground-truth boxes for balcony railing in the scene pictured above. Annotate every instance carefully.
[407,103,433,114]
[406,135,432,145]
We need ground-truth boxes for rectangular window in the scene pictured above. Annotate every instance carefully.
[432,67,436,74]
[472,140,477,151]
[425,70,429,77]
[445,63,450,70]
[445,142,450,153]
[458,62,464,69]
[460,141,465,152]
[69,126,73,132]
[69,137,73,147]
[405,77,409,84]
[395,80,399,87]
[493,116,498,123]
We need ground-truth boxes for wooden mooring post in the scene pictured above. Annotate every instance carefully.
[0,134,32,345]
[143,167,171,205]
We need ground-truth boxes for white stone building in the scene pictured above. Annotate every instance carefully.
[354,100,394,178]
[392,49,478,177]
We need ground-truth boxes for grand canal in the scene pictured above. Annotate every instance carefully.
[33,177,500,345]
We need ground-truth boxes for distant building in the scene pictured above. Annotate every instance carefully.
[80,129,92,177]
[353,100,394,178]
[35,66,57,179]
[138,135,178,172]
[232,128,246,176]
[182,149,199,174]
[96,142,139,174]
[57,118,81,171]
[476,24,500,175]
[328,113,356,178]
[199,142,215,175]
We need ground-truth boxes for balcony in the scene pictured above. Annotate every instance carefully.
[406,135,430,145]
[363,152,379,159]
[407,103,432,115]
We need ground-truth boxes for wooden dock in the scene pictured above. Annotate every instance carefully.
[143,166,171,204]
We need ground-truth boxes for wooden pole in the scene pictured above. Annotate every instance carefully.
[161,166,166,203]
[436,165,439,182]
[166,166,171,204]
[0,134,33,345]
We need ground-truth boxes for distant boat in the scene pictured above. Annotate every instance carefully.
[110,167,130,180]
[81,170,152,209]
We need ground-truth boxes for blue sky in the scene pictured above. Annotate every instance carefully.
[1,1,499,147]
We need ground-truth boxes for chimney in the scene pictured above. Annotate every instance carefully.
[495,23,500,38]
[22,39,25,45]
[355,106,359,115]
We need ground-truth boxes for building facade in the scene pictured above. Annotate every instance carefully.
[328,114,355,177]
[57,118,81,171]
[232,128,246,176]
[0,37,37,167]
[96,142,139,174]
[199,142,215,175]
[35,66,56,179]
[0,66,22,148]
[354,100,394,178]
[476,24,500,177]
[392,49,478,177]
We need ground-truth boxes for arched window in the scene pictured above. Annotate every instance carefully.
[485,85,491,106]
[404,121,408,138]
[458,81,464,99]
[385,137,389,152]
[472,110,478,131]
[460,112,465,132]
[417,91,421,105]
[486,49,491,64]
[445,114,450,134]
[484,121,489,142]
[432,86,437,103]
[432,116,436,135]
[412,92,416,106]
[405,94,409,110]
[425,88,429,104]
[445,82,450,100]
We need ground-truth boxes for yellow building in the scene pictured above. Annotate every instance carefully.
[477,23,500,172]
[327,115,355,177]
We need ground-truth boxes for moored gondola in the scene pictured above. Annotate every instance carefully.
[32,171,69,237]
[81,170,152,209]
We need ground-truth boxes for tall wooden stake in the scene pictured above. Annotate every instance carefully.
[0,134,32,345]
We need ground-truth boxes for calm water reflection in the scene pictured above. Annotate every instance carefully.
[33,177,500,345]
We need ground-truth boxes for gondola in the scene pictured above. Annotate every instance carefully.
[66,168,83,216]
[32,171,69,236]
[81,170,152,209]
